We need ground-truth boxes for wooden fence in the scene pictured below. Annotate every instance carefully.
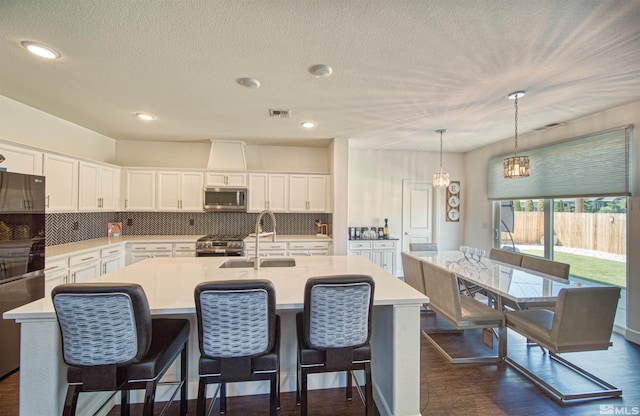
[505,212,626,255]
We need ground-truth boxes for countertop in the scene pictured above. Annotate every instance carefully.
[45,234,333,259]
[5,255,426,321]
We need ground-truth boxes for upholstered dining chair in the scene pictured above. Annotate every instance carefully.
[409,242,439,252]
[421,261,506,364]
[489,248,523,266]
[296,275,375,416]
[51,283,190,416]
[401,252,427,296]
[504,286,622,403]
[194,279,280,416]
[520,255,570,281]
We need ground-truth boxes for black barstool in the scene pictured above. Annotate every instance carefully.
[194,279,280,416]
[52,283,189,416]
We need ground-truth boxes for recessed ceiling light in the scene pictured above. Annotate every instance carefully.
[309,64,332,78]
[301,121,316,128]
[21,41,60,59]
[136,113,155,121]
[237,77,260,89]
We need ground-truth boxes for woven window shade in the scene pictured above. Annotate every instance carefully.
[487,126,632,200]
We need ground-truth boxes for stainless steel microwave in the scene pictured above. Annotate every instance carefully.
[203,187,247,212]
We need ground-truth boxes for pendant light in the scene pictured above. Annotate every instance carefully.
[503,91,530,178]
[433,129,450,187]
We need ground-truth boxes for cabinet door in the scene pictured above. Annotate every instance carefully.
[206,172,246,187]
[99,166,120,210]
[226,173,247,187]
[180,172,204,210]
[125,170,156,210]
[0,144,43,175]
[205,172,227,187]
[43,153,79,212]
[70,262,100,283]
[101,256,121,275]
[157,171,181,210]
[268,174,288,212]
[248,173,268,212]
[288,175,308,212]
[307,175,327,212]
[78,162,100,211]
[45,270,68,297]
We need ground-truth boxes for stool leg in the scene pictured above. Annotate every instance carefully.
[220,382,227,414]
[365,362,374,416]
[180,342,188,416]
[142,381,156,416]
[196,378,207,416]
[301,368,308,416]
[346,370,353,400]
[269,372,278,416]
[63,385,80,416]
[120,390,130,416]
[296,364,301,405]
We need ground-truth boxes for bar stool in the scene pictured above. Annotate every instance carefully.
[296,275,375,416]
[51,283,190,416]
[194,279,280,416]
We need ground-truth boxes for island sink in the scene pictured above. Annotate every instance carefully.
[219,258,296,268]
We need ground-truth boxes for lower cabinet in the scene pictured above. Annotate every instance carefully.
[348,240,397,275]
[244,242,287,257]
[288,241,331,256]
[100,247,124,275]
[173,243,196,257]
[127,243,174,265]
[44,258,68,297]
[68,250,101,283]
[243,240,332,257]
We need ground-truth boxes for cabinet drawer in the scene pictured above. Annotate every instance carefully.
[373,241,397,249]
[101,247,123,258]
[244,242,287,250]
[129,243,173,252]
[348,241,372,250]
[288,241,330,250]
[68,250,100,267]
[45,258,68,273]
[173,243,196,251]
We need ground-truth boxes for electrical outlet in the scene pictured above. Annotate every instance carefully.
[127,218,133,226]
[189,219,195,226]
[72,222,79,230]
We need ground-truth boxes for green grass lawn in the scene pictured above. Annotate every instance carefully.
[520,250,626,288]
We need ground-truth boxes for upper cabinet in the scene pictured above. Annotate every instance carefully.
[43,153,79,212]
[0,143,43,175]
[78,162,120,211]
[289,174,329,212]
[248,173,288,212]
[205,172,246,187]
[157,171,203,211]
[123,169,156,211]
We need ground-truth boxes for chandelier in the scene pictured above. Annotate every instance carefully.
[433,129,450,187]
[503,91,530,178]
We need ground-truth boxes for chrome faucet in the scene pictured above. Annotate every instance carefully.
[254,210,277,270]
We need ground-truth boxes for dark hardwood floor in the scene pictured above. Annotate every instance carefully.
[2,318,639,415]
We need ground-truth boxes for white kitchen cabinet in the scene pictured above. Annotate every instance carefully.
[248,173,288,212]
[157,171,204,211]
[206,172,246,187]
[127,243,173,265]
[68,250,101,283]
[289,174,328,212]
[287,241,331,256]
[348,240,397,275]
[124,169,156,211]
[244,241,287,257]
[43,153,79,212]
[173,242,196,257]
[78,162,120,211]
[100,246,124,275]
[0,143,43,175]
[44,258,68,297]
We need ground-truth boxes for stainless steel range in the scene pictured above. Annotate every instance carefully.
[195,234,246,257]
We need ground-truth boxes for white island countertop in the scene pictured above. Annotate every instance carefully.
[6,255,423,321]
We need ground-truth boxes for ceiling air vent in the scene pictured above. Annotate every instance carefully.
[269,109,291,118]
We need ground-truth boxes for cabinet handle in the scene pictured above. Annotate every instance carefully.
[46,195,50,208]
[80,256,94,261]
[103,264,106,274]
[125,199,128,208]
[72,272,76,282]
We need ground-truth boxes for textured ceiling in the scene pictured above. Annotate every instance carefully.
[1,0,639,152]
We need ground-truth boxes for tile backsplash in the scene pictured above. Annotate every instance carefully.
[45,212,332,246]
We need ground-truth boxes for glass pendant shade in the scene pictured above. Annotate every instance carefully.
[433,170,450,187]
[503,155,530,178]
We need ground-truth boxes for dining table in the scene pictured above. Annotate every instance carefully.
[417,250,578,311]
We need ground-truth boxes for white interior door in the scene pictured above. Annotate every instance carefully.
[402,180,433,253]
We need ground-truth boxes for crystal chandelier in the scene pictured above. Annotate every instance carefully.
[433,129,450,187]
[503,91,530,178]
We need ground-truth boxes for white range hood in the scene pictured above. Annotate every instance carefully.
[206,140,247,170]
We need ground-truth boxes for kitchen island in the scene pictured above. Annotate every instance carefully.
[4,255,427,416]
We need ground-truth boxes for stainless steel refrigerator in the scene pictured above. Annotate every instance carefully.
[0,171,45,379]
